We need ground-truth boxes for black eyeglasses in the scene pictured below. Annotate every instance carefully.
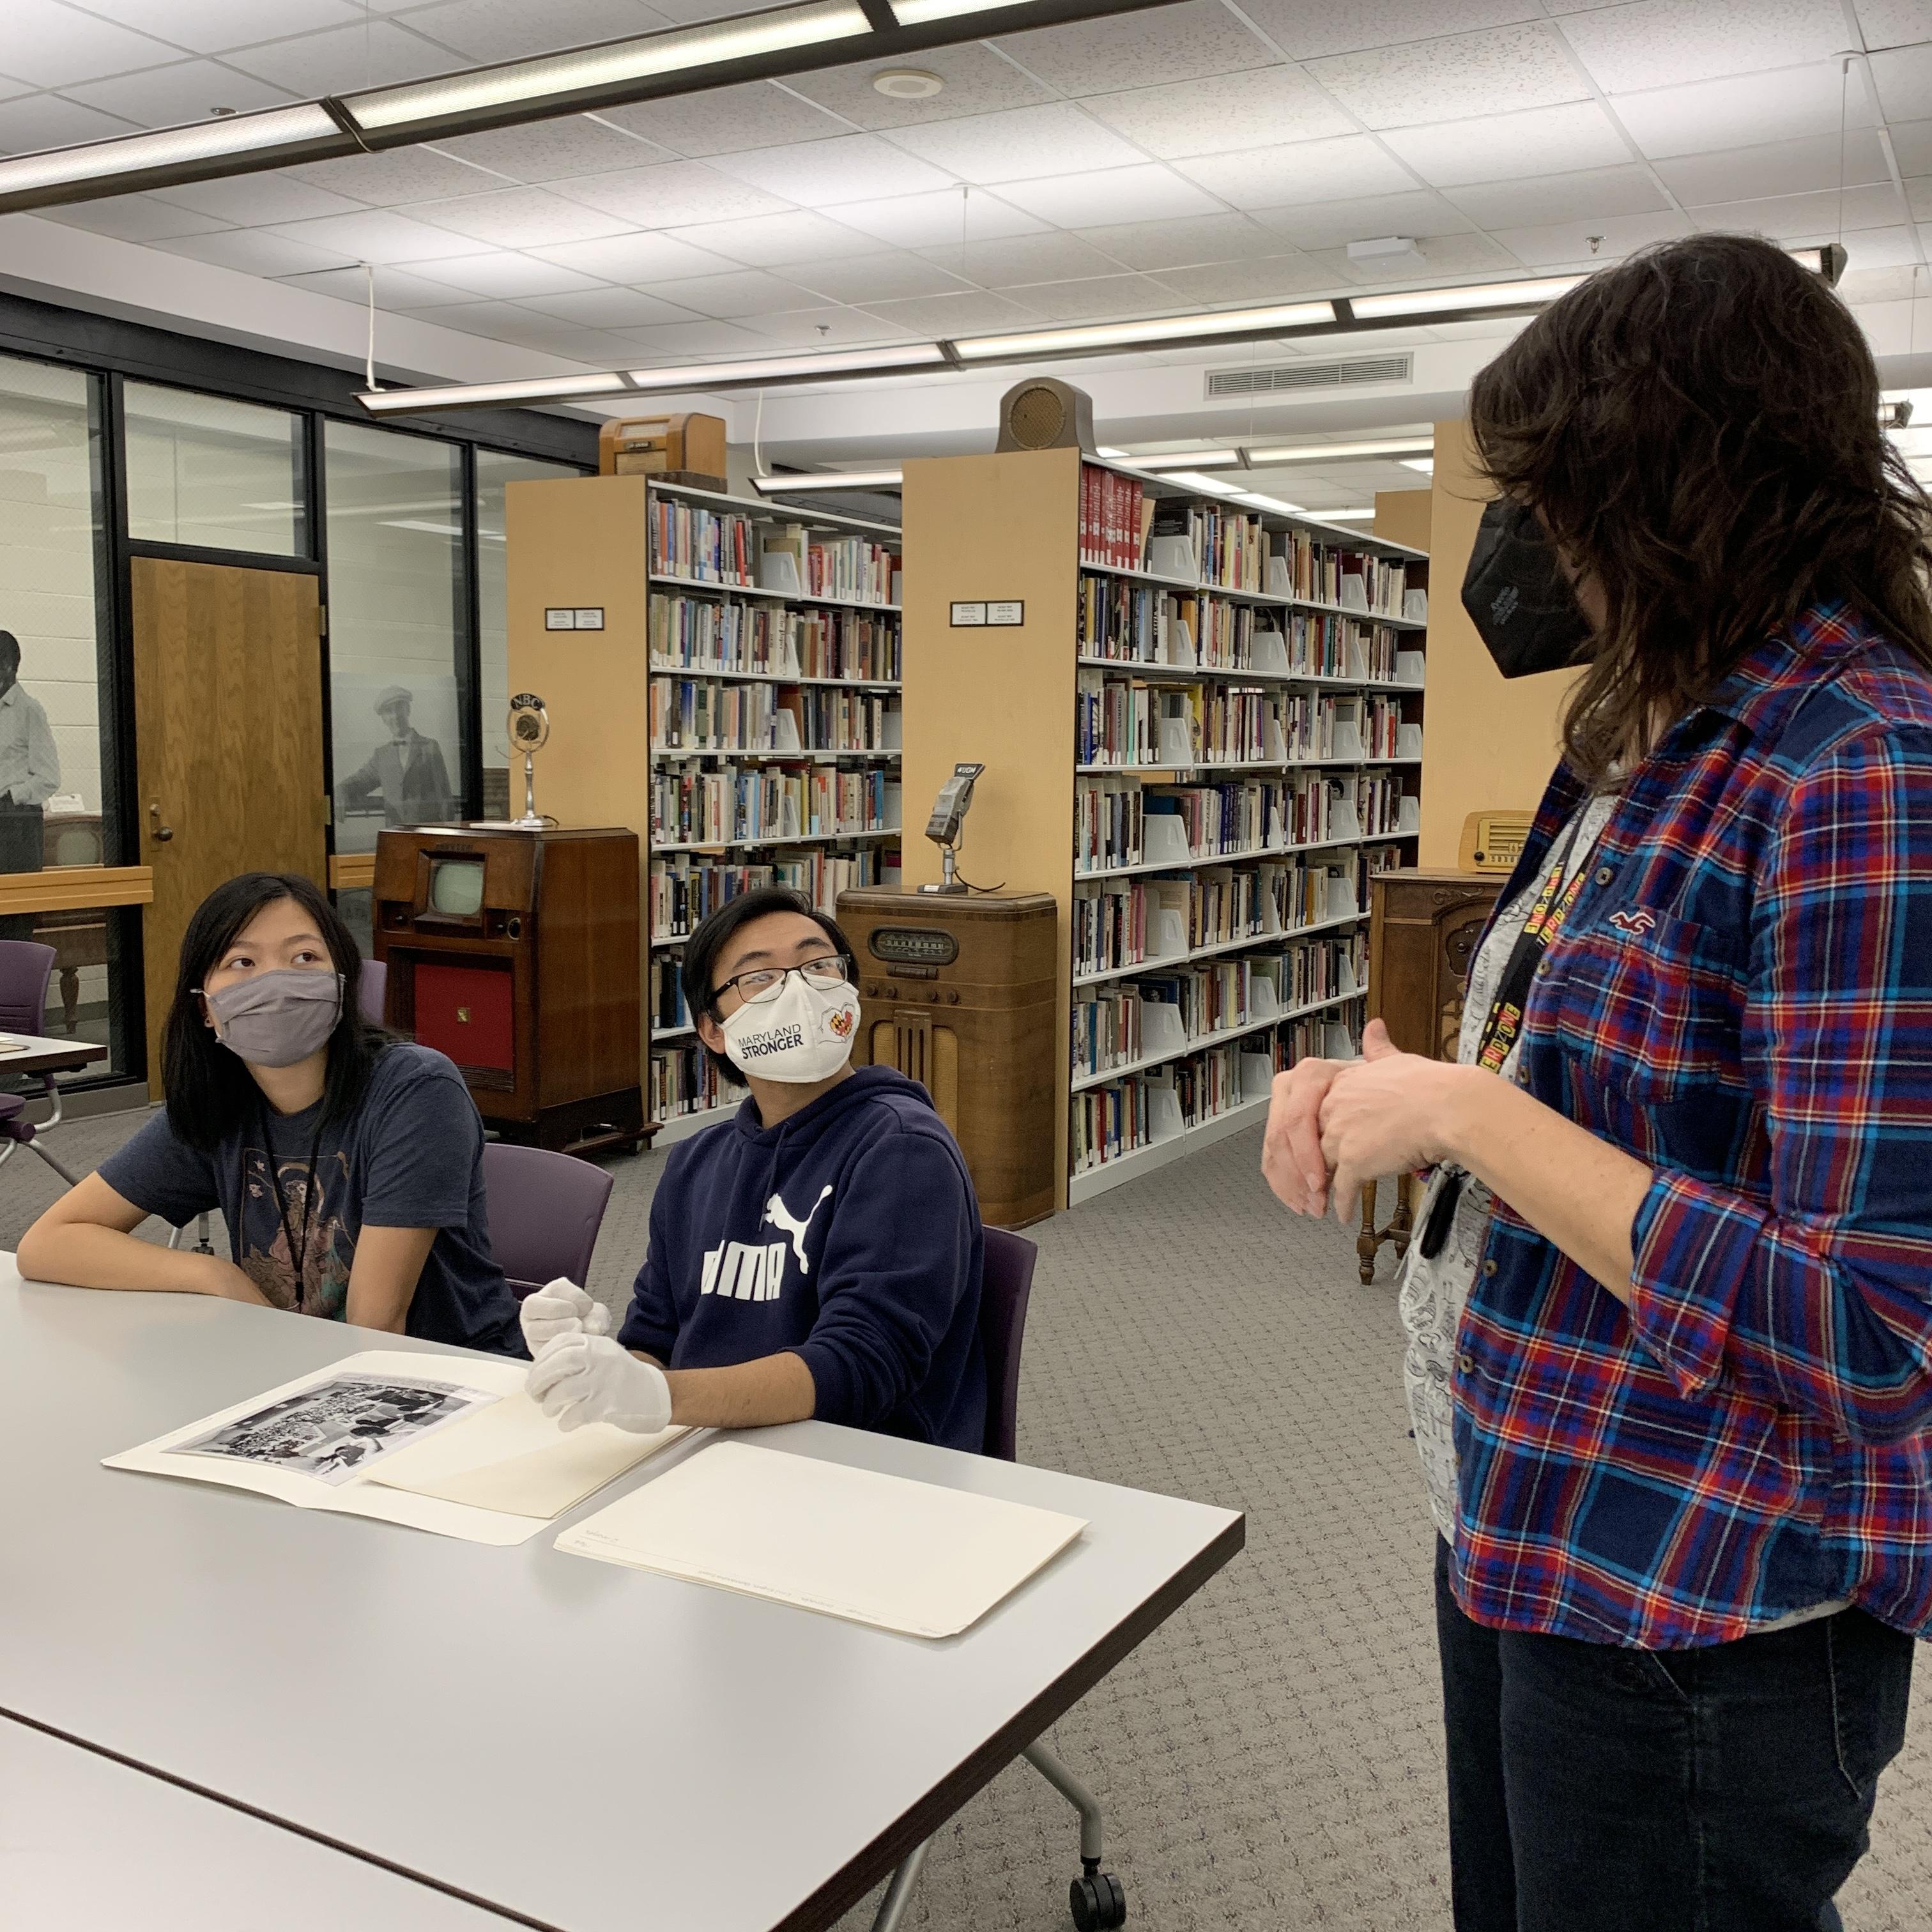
[710,954,850,1008]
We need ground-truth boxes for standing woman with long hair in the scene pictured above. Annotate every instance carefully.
[1266,234,1931,1928]
[21,872,524,1355]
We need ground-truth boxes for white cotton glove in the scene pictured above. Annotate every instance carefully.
[528,1333,673,1435]
[519,1276,611,1356]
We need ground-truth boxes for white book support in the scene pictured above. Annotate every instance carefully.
[772,709,802,753]
[1404,586,1429,623]
[1397,722,1424,758]
[1158,716,1195,767]
[1148,535,1199,581]
[1252,627,1291,676]
[756,550,803,595]
[1395,649,1427,686]
[1240,1050,1276,1102]
[1146,1079,1185,1144]
[884,709,904,751]
[1144,815,1193,866]
[1140,1001,1189,1060]
[1265,553,1291,597]
[1338,572,1368,613]
[1152,907,1188,957]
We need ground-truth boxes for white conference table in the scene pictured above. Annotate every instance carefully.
[0,1260,1244,1932]
[0,1030,109,1080]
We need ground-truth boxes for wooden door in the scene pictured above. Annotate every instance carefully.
[131,558,327,1094]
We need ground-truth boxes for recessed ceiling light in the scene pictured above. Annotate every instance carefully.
[1399,457,1434,475]
[1247,437,1432,463]
[873,68,944,97]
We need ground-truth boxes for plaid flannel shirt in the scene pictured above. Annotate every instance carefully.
[1449,603,1932,1647]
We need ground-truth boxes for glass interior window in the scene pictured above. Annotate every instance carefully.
[123,383,305,556]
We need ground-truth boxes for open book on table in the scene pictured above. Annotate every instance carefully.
[103,1349,686,1546]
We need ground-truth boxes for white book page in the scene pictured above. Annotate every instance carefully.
[555,1440,1087,1639]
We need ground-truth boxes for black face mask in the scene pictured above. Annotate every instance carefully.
[1460,498,1594,678]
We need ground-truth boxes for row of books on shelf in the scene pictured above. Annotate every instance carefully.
[1071,935,1365,1081]
[1078,577,1423,686]
[1275,526,1413,618]
[648,849,894,940]
[1073,859,1358,978]
[647,594,901,683]
[650,1040,746,1126]
[648,502,899,604]
[1076,772,1420,872]
[651,678,901,755]
[1076,672,1422,768]
[652,765,901,846]
[1070,1011,1361,1176]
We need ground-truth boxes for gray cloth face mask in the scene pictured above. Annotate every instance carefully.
[200,968,344,1068]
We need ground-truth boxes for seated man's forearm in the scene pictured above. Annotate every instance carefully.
[654,1349,815,1429]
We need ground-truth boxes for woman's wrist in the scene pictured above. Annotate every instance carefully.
[1432,1062,1506,1170]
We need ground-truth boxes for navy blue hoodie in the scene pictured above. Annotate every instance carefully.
[617,1066,988,1452]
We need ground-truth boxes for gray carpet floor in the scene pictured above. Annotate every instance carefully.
[3,1107,1927,1930]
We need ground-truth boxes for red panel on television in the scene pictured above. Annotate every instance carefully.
[413,962,514,1071]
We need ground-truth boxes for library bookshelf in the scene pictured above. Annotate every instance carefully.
[506,474,903,1146]
[899,448,1426,1210]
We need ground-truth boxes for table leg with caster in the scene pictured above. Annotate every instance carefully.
[1024,1740,1126,1930]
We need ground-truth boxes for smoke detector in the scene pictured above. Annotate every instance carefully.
[873,68,944,98]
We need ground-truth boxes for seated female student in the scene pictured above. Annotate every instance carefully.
[19,872,525,1356]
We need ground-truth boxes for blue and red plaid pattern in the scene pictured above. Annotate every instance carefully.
[1450,603,1932,1647]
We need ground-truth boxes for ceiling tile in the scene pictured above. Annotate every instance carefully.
[552,159,792,225]
[224,22,459,95]
[1835,263,1918,303]
[1174,137,1422,211]
[153,174,369,225]
[598,80,852,158]
[996,164,1227,229]
[1303,229,1517,282]
[785,252,972,303]
[1853,1,1932,50]
[1082,67,1354,161]
[661,209,882,267]
[1891,118,1932,176]
[65,59,297,125]
[826,187,1045,247]
[41,194,231,243]
[1445,164,1671,229]
[618,318,778,358]
[64,0,367,53]
[913,231,1121,286]
[1611,65,1880,159]
[705,132,956,206]
[286,149,510,206]
[1827,225,1919,269]
[427,117,673,182]
[1239,0,1538,60]
[990,272,1195,320]
[525,229,737,279]
[495,322,648,363]
[647,269,829,317]
[518,286,703,326]
[1487,206,1693,266]
[995,1,1276,96]
[1,1,178,88]
[408,186,637,247]
[266,208,493,263]
[1247,189,1480,249]
[399,0,675,63]
[732,306,920,346]
[1308,22,1588,130]
[884,102,1147,186]
[277,264,480,307]
[1655,132,1890,206]
[1381,101,1630,187]
[782,44,1050,130]
[1556,0,1846,95]
[1146,255,1333,304]
[1908,174,1932,218]
[1688,182,1907,238]
[393,251,609,297]
[0,93,139,152]
[857,289,1045,334]
[156,228,361,277]
[1076,211,1287,272]
[1870,43,1932,121]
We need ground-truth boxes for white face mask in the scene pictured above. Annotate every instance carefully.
[720,972,859,1084]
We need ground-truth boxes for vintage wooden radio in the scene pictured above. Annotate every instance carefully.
[373,825,646,1156]
[595,413,727,488]
[836,888,1059,1228]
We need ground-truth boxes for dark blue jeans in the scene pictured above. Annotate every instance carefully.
[1434,1537,1913,1931]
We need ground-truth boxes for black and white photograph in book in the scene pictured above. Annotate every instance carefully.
[176,1375,495,1487]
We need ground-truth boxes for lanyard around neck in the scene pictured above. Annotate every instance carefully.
[255,1101,326,1313]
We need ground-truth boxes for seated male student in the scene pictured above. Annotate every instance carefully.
[525,887,988,1449]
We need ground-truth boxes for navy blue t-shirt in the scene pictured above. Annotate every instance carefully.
[99,1043,524,1356]
[618,1066,987,1452]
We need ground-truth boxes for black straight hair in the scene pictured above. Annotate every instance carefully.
[681,885,854,1078]
[162,872,388,1151]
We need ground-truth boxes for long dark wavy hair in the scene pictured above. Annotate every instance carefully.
[1468,233,1932,781]
[162,872,388,1151]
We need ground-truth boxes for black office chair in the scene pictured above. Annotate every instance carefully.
[869,1227,1127,1932]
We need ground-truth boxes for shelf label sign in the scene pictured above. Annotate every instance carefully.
[949,601,986,625]
[544,607,606,630]
[987,601,1023,625]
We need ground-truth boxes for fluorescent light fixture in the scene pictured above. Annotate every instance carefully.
[953,299,1335,361]
[0,103,342,199]
[1317,507,1376,521]
[1788,243,1847,284]
[358,372,629,414]
[345,0,871,132]
[1095,446,1128,458]
[1400,457,1434,475]
[626,343,947,394]
[1127,448,1241,472]
[751,470,903,493]
[1351,275,1586,320]
[1248,437,1432,463]
[1234,493,1307,515]
[891,0,1023,20]
[1162,471,1240,493]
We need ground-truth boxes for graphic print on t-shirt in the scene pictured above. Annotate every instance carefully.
[698,1183,834,1305]
[239,1145,353,1319]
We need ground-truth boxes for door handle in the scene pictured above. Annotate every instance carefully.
[148,802,173,843]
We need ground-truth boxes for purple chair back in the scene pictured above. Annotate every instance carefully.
[978,1225,1038,1462]
[480,1141,615,1300]
[0,941,55,1039]
[358,958,388,1027]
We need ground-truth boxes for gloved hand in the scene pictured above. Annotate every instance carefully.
[519,1276,611,1356]
[528,1333,673,1435]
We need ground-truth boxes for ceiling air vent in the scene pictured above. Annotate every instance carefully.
[1206,353,1413,398]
